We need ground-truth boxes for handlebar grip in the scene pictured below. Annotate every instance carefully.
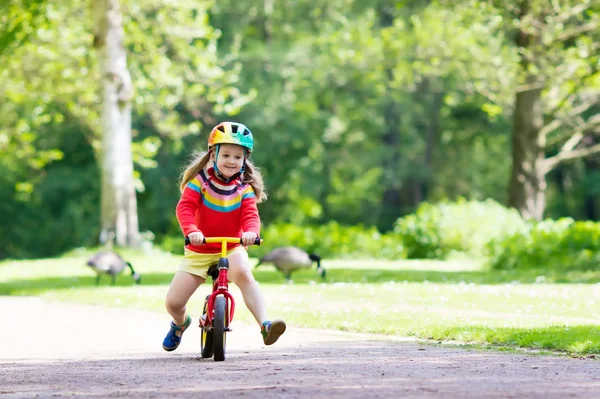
[184,237,262,246]
[184,236,205,246]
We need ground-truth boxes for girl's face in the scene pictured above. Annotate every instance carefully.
[213,144,245,178]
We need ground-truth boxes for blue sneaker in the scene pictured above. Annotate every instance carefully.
[162,315,192,351]
[261,319,286,345]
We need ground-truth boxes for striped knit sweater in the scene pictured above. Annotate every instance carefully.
[176,167,260,254]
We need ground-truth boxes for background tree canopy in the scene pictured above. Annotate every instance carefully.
[0,0,598,259]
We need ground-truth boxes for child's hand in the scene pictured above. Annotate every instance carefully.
[188,231,205,246]
[241,231,257,247]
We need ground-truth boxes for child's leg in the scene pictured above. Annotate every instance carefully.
[227,249,267,325]
[165,271,204,325]
[228,248,286,345]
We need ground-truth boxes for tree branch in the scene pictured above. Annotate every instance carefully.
[547,114,600,148]
[542,99,598,140]
[560,132,584,153]
[544,143,600,173]
[547,64,599,116]
[547,129,577,148]
[576,114,600,133]
[553,2,594,25]
[541,119,564,138]
[553,21,600,43]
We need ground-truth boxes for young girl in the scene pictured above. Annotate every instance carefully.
[162,121,286,352]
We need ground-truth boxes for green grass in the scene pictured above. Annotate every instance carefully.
[1,248,600,355]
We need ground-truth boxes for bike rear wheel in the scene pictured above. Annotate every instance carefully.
[200,295,214,358]
[213,295,228,361]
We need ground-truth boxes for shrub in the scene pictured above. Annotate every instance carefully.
[257,221,406,259]
[394,198,528,259]
[487,218,600,271]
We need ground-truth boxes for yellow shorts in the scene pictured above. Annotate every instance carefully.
[178,246,246,279]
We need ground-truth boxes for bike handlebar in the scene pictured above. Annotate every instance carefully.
[185,236,263,246]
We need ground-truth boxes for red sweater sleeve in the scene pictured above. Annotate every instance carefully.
[176,184,202,237]
[241,186,260,235]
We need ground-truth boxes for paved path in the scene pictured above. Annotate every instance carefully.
[1,297,599,398]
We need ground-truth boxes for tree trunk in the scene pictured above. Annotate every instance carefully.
[508,82,546,221]
[507,3,547,221]
[93,0,139,246]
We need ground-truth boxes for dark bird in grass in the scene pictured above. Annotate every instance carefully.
[255,247,326,282]
[86,250,141,286]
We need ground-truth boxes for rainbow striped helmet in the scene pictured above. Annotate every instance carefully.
[207,122,254,152]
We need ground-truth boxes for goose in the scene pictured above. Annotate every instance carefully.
[255,247,326,282]
[86,250,141,286]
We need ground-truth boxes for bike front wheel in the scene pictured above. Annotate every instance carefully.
[213,295,228,361]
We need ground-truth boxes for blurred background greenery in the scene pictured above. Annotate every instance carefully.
[1,0,599,276]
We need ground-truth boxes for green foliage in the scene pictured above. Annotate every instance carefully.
[0,122,99,259]
[209,0,516,228]
[1,0,599,259]
[0,0,248,258]
[158,221,406,260]
[487,218,600,271]
[393,203,444,259]
[157,235,185,256]
[0,0,47,57]
[259,222,406,259]
[394,199,528,259]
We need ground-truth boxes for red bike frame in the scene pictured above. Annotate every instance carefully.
[195,237,261,328]
[203,239,236,326]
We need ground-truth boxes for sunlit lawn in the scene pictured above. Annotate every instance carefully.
[1,247,600,355]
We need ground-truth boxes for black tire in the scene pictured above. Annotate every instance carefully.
[200,296,214,359]
[213,295,228,362]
